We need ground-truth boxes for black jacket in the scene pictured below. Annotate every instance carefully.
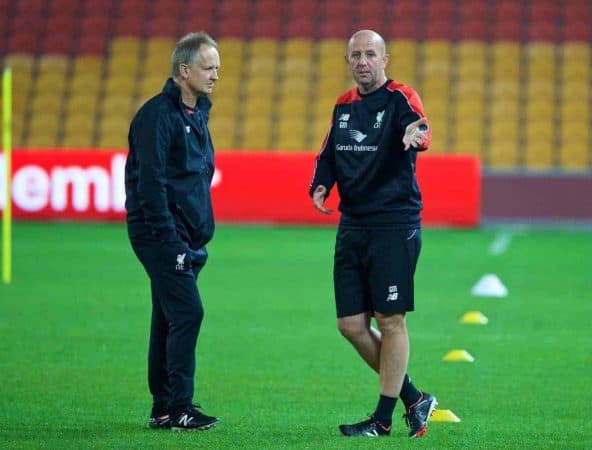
[309,80,430,227]
[125,78,215,249]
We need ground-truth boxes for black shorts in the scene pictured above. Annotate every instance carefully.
[333,227,421,318]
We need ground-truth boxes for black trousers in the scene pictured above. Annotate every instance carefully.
[129,233,208,417]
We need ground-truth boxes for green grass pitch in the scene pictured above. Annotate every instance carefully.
[0,223,591,449]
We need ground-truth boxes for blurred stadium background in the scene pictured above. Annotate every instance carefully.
[1,2,591,447]
[0,0,589,166]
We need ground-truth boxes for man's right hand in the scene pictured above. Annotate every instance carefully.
[312,185,333,214]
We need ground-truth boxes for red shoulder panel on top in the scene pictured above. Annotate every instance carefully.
[336,87,361,105]
[387,80,426,117]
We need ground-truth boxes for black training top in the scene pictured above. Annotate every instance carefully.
[309,79,431,228]
[125,78,215,249]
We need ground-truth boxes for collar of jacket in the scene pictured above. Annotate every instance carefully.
[162,77,212,115]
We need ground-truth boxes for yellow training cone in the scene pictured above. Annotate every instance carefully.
[460,311,489,325]
[443,349,475,362]
[431,409,461,422]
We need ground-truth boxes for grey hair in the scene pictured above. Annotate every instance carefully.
[171,32,218,77]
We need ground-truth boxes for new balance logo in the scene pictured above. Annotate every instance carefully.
[363,430,379,437]
[386,285,399,301]
[176,253,186,271]
[339,114,350,121]
[349,130,367,143]
[177,413,193,427]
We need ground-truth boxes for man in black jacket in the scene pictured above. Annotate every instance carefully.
[125,32,220,432]
[309,30,437,438]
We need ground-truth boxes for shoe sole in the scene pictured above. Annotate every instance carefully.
[410,396,438,438]
[171,420,219,432]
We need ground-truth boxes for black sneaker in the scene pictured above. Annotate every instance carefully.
[403,392,437,438]
[171,404,219,432]
[147,414,171,429]
[339,416,391,437]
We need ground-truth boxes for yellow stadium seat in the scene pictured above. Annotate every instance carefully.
[283,38,313,58]
[489,119,519,142]
[34,72,67,93]
[70,72,102,94]
[525,100,554,121]
[488,141,519,169]
[491,42,520,80]
[453,118,484,155]
[561,80,589,102]
[98,115,129,150]
[62,132,94,149]
[248,38,279,57]
[104,76,136,97]
[37,55,69,75]
[31,94,64,115]
[559,122,590,170]
[66,93,99,116]
[110,37,141,58]
[278,76,311,97]
[98,132,128,150]
[240,116,272,150]
[317,39,344,59]
[208,116,237,150]
[72,55,103,73]
[212,96,239,118]
[279,58,312,78]
[277,97,308,119]
[107,55,140,73]
[524,139,554,170]
[490,80,520,100]
[242,96,274,117]
[455,99,484,119]
[275,117,307,151]
[144,37,174,58]
[63,113,96,138]
[100,95,134,118]
[3,54,34,72]
[218,38,244,59]
[27,113,60,148]
[489,100,519,120]
[560,98,589,122]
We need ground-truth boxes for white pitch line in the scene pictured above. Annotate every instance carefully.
[489,232,512,255]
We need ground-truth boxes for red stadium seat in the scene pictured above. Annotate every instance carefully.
[7,31,38,54]
[216,16,250,39]
[390,19,420,40]
[424,18,453,40]
[318,17,351,39]
[219,0,250,18]
[182,13,216,36]
[254,0,284,18]
[492,19,523,41]
[252,16,282,39]
[116,0,148,18]
[113,15,144,37]
[145,16,179,37]
[562,22,591,42]
[82,0,113,16]
[286,0,317,17]
[527,21,559,43]
[285,17,316,38]
[47,0,79,15]
[42,33,75,55]
[78,34,109,55]
[456,18,490,41]
[79,15,111,39]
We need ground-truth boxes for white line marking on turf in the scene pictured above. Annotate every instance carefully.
[489,232,512,255]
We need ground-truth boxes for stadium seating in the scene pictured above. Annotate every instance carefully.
[0,0,590,171]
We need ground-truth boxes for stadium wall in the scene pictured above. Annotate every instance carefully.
[0,150,481,227]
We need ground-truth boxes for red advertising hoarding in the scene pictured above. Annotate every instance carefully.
[0,150,481,226]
